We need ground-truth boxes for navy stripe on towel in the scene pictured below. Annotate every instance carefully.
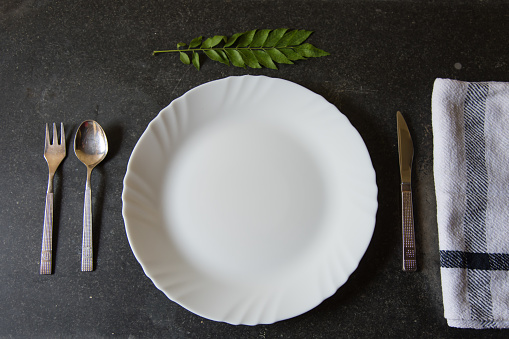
[463,82,493,322]
[463,82,490,253]
[440,250,509,270]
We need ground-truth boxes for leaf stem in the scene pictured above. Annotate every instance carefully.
[153,46,288,55]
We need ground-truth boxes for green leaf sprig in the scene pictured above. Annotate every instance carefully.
[153,29,330,70]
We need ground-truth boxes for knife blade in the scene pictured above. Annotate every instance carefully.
[397,111,416,272]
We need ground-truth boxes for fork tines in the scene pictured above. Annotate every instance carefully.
[45,122,66,149]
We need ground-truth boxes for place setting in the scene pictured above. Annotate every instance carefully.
[38,28,509,330]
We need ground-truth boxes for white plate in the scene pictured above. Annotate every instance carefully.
[122,75,378,325]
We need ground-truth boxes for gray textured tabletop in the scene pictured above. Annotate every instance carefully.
[1,0,509,338]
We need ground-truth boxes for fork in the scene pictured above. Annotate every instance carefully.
[40,123,66,274]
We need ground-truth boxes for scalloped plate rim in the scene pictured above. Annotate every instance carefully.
[122,75,378,325]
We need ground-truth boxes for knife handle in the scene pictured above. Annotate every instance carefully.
[401,183,416,272]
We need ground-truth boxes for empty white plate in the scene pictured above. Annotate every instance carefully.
[122,75,378,325]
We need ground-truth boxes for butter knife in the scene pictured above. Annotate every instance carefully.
[397,111,416,272]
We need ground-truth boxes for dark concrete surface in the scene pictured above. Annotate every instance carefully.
[1,0,508,337]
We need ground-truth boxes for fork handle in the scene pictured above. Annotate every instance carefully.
[401,183,416,272]
[81,185,93,271]
[40,192,53,274]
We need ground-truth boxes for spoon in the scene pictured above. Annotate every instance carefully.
[74,120,108,271]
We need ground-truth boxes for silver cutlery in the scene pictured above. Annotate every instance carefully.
[397,111,417,272]
[74,120,108,271]
[40,123,66,274]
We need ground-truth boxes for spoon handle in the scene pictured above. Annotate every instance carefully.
[81,169,93,271]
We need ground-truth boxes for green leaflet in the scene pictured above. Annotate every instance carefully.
[224,32,244,47]
[189,36,202,48]
[201,35,226,49]
[264,28,288,48]
[179,51,190,64]
[192,52,200,70]
[153,29,330,70]
[253,50,277,69]
[293,43,330,58]
[204,50,229,66]
[266,48,293,64]
[225,49,245,67]
[250,29,271,48]
[239,49,261,69]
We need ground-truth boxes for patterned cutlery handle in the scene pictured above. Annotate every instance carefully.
[401,183,416,271]
[40,192,53,274]
[81,187,93,271]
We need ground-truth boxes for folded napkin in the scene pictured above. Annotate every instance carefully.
[432,78,509,329]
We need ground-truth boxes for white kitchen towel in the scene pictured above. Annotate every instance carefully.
[432,78,509,329]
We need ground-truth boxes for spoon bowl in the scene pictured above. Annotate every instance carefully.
[74,120,108,271]
[75,121,108,168]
